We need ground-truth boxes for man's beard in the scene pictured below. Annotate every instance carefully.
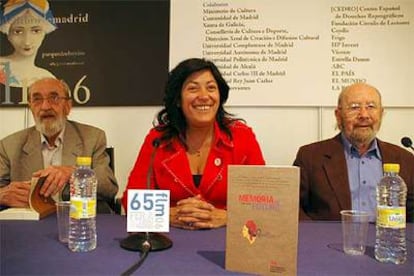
[35,116,66,138]
[339,116,382,147]
[349,127,377,146]
[350,126,378,146]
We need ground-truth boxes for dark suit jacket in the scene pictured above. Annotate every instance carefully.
[293,134,414,222]
[0,120,118,207]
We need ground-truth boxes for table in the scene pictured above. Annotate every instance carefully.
[1,215,413,275]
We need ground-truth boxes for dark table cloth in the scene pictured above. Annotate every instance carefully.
[1,214,413,275]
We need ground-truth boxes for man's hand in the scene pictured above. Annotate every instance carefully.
[170,195,227,230]
[0,181,31,207]
[33,165,75,197]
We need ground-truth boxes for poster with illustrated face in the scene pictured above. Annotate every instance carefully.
[0,0,170,107]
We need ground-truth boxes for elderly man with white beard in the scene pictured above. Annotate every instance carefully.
[0,77,118,212]
[293,82,414,222]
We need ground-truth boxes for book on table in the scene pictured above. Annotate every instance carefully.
[0,177,56,220]
[225,165,300,276]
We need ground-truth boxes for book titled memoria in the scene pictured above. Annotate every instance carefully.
[225,165,300,276]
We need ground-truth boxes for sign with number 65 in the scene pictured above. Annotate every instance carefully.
[127,189,170,232]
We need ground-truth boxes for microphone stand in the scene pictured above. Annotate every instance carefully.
[120,240,150,276]
[120,139,172,275]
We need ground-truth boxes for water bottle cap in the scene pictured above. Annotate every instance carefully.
[76,156,92,166]
[383,163,400,173]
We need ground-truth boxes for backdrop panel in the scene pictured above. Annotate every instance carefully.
[170,0,414,107]
[0,0,170,107]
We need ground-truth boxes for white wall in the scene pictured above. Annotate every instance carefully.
[1,106,413,197]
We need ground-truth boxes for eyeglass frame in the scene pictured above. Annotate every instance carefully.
[29,94,71,106]
[338,102,381,116]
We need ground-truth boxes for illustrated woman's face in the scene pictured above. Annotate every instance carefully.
[7,12,46,57]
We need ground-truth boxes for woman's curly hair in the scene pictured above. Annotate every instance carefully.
[155,58,240,144]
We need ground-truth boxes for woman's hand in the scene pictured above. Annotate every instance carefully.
[170,195,227,230]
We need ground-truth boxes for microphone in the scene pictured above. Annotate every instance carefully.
[401,136,414,151]
[120,138,172,252]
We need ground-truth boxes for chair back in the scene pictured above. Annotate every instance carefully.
[105,147,115,172]
[104,147,123,214]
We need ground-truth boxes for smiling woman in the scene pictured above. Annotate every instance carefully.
[0,0,57,88]
[122,58,266,231]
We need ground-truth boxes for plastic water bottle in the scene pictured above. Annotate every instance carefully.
[375,163,407,264]
[68,157,97,252]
